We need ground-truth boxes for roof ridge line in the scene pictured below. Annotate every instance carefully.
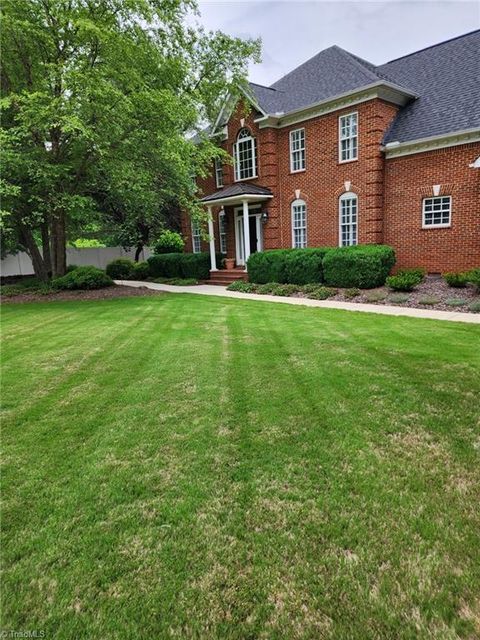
[383,28,480,65]
[333,46,381,82]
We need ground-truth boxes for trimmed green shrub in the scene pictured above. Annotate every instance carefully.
[323,245,395,289]
[52,266,113,290]
[445,298,467,307]
[132,261,150,280]
[467,268,480,291]
[256,282,284,295]
[386,272,421,291]
[66,264,79,273]
[418,295,440,306]
[226,281,258,293]
[344,288,360,298]
[397,267,425,282]
[469,301,480,313]
[270,284,301,296]
[247,248,330,285]
[106,258,135,279]
[153,230,185,254]
[305,286,336,300]
[365,290,387,302]
[443,272,469,288]
[147,252,223,280]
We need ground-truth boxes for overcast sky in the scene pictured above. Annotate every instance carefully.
[196,0,479,85]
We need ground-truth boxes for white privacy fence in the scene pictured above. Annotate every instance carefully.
[0,246,153,277]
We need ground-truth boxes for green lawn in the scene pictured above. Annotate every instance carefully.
[2,294,479,639]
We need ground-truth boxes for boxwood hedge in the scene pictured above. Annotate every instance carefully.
[247,248,330,285]
[323,245,395,288]
[147,252,223,280]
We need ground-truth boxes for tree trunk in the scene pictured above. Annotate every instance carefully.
[41,219,52,277]
[18,223,49,282]
[134,243,143,262]
[51,211,67,277]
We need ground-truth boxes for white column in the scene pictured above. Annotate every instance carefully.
[207,206,217,271]
[242,199,250,270]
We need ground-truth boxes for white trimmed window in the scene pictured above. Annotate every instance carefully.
[339,112,358,162]
[291,199,307,248]
[234,128,257,181]
[214,157,223,188]
[422,196,451,228]
[290,128,305,172]
[191,220,201,253]
[219,210,227,254]
[339,192,358,246]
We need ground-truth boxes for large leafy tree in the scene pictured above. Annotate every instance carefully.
[1,0,260,278]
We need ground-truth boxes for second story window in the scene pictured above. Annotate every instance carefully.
[339,112,358,162]
[214,157,224,188]
[290,128,305,172]
[234,128,257,181]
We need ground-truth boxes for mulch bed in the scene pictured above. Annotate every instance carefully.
[1,284,163,304]
[297,275,479,312]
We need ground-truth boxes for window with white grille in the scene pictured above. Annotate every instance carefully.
[219,210,227,253]
[339,113,358,162]
[214,157,223,188]
[422,196,451,228]
[290,128,305,172]
[291,200,307,248]
[234,128,257,181]
[339,192,358,246]
[191,220,201,253]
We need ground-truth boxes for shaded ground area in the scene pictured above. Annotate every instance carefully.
[2,294,479,639]
[1,283,163,304]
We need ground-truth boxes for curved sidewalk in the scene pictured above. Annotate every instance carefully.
[116,280,480,324]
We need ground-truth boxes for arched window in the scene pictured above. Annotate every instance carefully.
[234,128,257,181]
[291,199,307,248]
[339,192,358,246]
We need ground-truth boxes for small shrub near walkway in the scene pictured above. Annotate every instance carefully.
[226,273,480,313]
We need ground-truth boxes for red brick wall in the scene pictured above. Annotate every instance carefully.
[181,98,480,273]
[384,143,480,272]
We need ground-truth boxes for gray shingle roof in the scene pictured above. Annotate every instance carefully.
[247,30,480,144]
[200,183,272,203]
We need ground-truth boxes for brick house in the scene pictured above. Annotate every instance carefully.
[182,30,480,280]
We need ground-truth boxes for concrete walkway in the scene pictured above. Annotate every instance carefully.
[116,280,480,324]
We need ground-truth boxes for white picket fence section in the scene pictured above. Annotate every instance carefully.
[0,246,153,277]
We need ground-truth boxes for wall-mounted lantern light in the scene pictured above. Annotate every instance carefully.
[261,211,269,224]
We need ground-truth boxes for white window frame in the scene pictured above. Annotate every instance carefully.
[290,128,306,173]
[233,128,257,181]
[422,196,452,228]
[191,220,202,253]
[218,209,227,254]
[339,192,358,247]
[214,157,223,188]
[339,112,358,163]
[291,199,307,248]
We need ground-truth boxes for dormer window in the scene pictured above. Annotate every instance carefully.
[234,128,257,181]
[339,112,358,162]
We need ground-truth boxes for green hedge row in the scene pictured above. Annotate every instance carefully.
[246,245,396,288]
[147,252,223,280]
[247,248,330,285]
[323,245,396,288]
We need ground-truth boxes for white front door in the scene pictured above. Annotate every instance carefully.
[235,207,263,266]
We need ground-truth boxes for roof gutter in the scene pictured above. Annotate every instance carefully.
[383,127,480,158]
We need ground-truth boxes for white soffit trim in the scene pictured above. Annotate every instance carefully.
[200,194,273,207]
[255,81,416,129]
[384,128,480,158]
